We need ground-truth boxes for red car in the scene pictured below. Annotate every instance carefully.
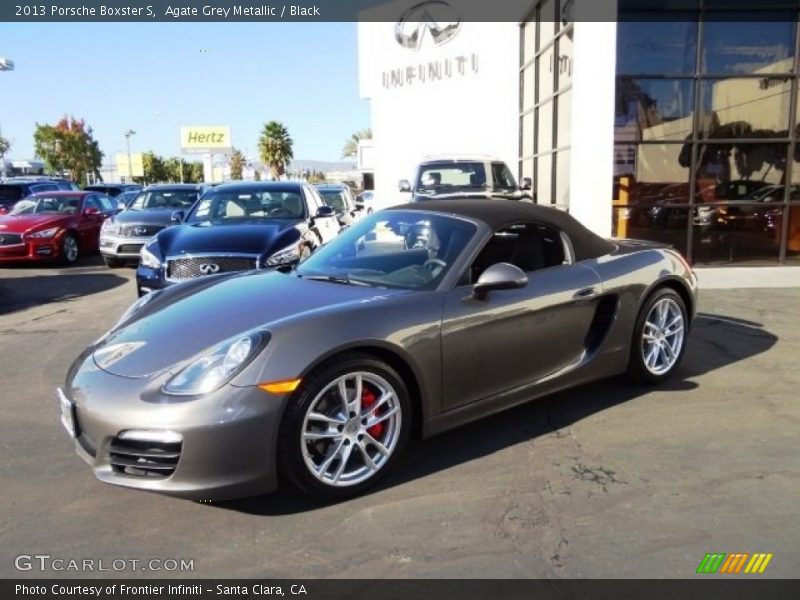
[0,191,117,265]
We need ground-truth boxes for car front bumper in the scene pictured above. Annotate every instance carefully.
[0,235,64,262]
[60,353,287,501]
[99,233,150,260]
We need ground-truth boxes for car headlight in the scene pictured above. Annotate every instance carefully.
[140,243,162,269]
[164,331,267,395]
[101,219,114,233]
[27,227,61,239]
[265,242,302,267]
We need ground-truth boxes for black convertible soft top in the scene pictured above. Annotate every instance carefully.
[388,198,616,262]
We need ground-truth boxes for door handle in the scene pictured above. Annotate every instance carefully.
[573,286,598,301]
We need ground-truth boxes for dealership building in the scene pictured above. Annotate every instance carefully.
[358,1,800,266]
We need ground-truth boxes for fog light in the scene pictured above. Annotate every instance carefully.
[35,247,52,255]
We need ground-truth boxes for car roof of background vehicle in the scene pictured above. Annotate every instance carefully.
[420,154,502,163]
[143,183,202,191]
[387,198,616,261]
[211,181,306,193]
[29,190,91,197]
[314,183,349,189]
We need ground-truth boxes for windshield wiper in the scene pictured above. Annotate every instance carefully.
[299,274,371,287]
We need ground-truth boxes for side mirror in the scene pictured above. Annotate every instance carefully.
[171,210,185,223]
[520,177,532,191]
[398,179,412,193]
[472,262,528,301]
[317,205,335,218]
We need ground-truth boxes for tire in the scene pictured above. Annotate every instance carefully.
[277,352,412,500]
[627,287,688,384]
[103,256,124,269]
[60,233,79,266]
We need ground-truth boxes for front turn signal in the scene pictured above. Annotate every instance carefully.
[259,378,302,395]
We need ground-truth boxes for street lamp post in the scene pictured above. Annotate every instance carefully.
[0,57,14,179]
[124,129,136,183]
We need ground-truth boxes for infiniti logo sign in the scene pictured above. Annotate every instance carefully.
[395,1,461,51]
[199,263,220,275]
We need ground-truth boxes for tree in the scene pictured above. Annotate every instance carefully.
[33,115,103,184]
[341,128,372,159]
[142,151,169,184]
[253,169,262,181]
[0,134,10,178]
[229,148,245,180]
[185,161,204,183]
[258,121,293,179]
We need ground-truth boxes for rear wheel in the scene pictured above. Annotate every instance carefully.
[278,353,411,500]
[628,288,688,384]
[60,233,79,266]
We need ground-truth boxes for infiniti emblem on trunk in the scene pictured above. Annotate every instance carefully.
[199,263,220,274]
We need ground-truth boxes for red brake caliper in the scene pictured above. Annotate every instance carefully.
[361,386,384,438]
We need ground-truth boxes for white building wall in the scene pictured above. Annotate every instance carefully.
[358,20,520,209]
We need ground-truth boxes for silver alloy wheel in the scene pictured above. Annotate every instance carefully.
[63,236,78,263]
[301,371,402,487]
[641,297,685,376]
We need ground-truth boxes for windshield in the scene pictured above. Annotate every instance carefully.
[416,162,487,194]
[9,195,81,215]
[188,189,306,223]
[296,210,477,290]
[318,189,349,212]
[129,189,198,211]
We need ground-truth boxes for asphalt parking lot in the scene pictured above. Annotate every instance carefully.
[1,257,798,579]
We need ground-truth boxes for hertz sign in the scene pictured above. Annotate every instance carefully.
[180,126,232,154]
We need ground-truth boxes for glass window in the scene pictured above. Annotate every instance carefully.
[615,78,695,142]
[189,189,306,222]
[538,100,554,153]
[555,150,571,208]
[700,15,795,75]
[538,45,555,101]
[522,64,535,112]
[613,143,691,205]
[616,17,698,75]
[557,29,573,90]
[491,162,518,190]
[523,19,537,64]
[539,0,556,48]
[130,189,199,210]
[695,142,789,186]
[699,78,791,138]
[613,204,689,252]
[536,153,553,204]
[784,205,800,264]
[522,112,534,158]
[557,89,572,148]
[692,202,781,265]
[521,158,534,183]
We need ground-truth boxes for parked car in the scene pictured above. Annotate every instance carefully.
[84,183,143,198]
[135,181,340,296]
[355,190,377,215]
[0,180,69,212]
[314,182,364,228]
[99,184,202,268]
[399,156,532,202]
[61,198,697,501]
[0,191,116,265]
[113,190,141,211]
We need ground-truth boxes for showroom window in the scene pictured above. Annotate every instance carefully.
[520,0,573,210]
[614,2,800,265]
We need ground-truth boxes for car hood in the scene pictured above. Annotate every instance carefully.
[93,271,409,378]
[114,209,177,226]
[0,213,71,233]
[413,190,522,201]
[156,221,301,256]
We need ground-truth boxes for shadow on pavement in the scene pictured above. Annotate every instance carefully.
[214,312,779,516]
[0,257,129,315]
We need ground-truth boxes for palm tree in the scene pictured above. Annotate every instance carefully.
[341,128,372,159]
[0,134,10,178]
[258,121,293,179]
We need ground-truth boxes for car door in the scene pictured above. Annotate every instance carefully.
[78,194,107,250]
[306,186,339,244]
[440,222,603,411]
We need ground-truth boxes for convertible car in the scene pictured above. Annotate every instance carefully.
[60,199,697,501]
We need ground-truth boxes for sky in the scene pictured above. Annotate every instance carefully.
[0,22,370,164]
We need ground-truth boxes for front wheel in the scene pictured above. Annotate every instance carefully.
[628,288,688,384]
[60,233,79,266]
[277,353,411,500]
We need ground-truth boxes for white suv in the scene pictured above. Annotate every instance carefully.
[399,155,533,203]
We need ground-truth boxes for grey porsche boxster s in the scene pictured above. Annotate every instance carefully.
[60,199,698,501]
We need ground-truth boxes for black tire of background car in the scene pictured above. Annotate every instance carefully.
[60,233,79,266]
[277,352,412,500]
[103,256,125,269]
[627,287,688,385]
